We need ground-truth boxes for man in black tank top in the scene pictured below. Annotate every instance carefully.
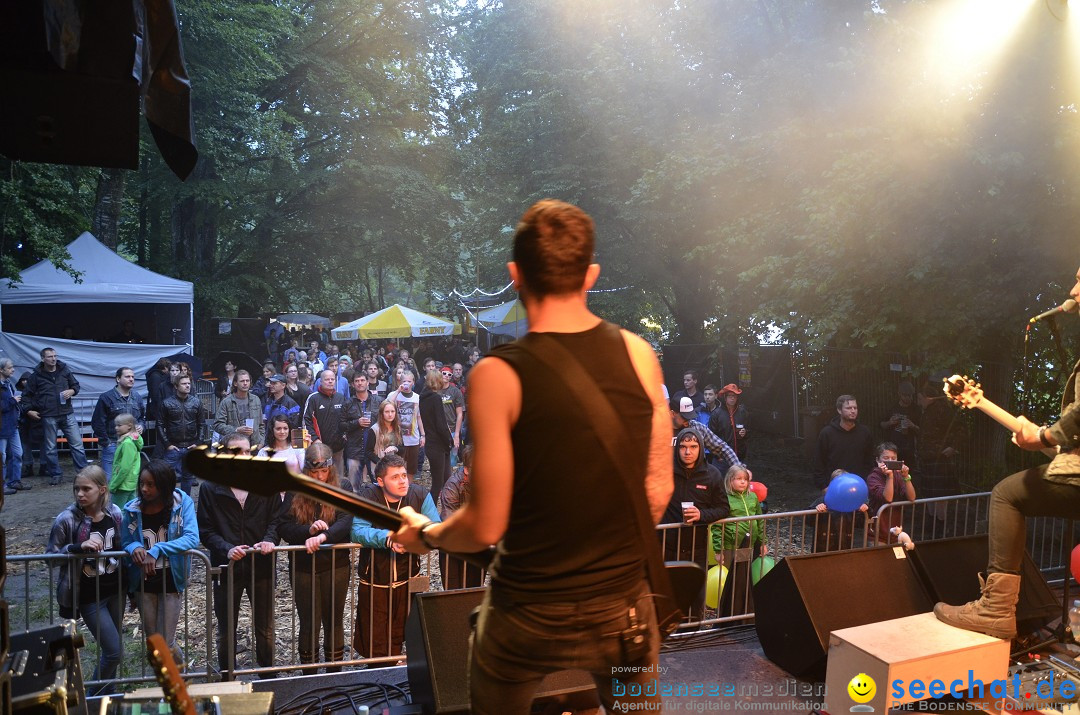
[393,200,674,714]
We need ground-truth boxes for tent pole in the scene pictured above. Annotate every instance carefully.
[189,300,195,355]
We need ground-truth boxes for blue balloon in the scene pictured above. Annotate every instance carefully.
[824,473,868,512]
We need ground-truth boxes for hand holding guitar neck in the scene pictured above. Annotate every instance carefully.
[942,375,1057,458]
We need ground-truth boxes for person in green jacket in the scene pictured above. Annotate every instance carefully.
[108,414,143,507]
[712,464,766,617]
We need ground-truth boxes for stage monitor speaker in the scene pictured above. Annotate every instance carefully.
[405,589,598,714]
[754,546,935,680]
[911,534,1058,634]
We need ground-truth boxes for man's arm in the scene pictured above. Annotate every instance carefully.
[393,356,517,553]
[90,397,108,442]
[621,330,674,524]
[693,421,742,471]
[213,398,236,439]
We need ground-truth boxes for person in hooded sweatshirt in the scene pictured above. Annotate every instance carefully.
[661,427,729,620]
[813,394,875,492]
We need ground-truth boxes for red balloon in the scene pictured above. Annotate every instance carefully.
[1071,544,1080,584]
[749,481,768,503]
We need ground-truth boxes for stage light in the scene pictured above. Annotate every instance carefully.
[924,0,1038,93]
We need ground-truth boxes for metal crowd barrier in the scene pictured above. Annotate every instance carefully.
[3,549,214,692]
[6,492,1073,684]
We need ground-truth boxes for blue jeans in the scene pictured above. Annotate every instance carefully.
[79,594,123,695]
[1,431,23,486]
[164,447,194,494]
[100,442,117,482]
[41,413,87,477]
[470,580,661,715]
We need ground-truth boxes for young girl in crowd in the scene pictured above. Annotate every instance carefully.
[121,459,200,666]
[366,399,402,477]
[47,465,125,695]
[259,414,305,473]
[276,443,353,671]
[712,465,766,618]
[109,413,143,507]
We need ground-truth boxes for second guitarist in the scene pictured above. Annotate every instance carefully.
[936,264,1080,639]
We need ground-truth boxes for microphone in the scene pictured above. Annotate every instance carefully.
[1029,299,1079,324]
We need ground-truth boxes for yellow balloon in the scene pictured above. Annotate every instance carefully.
[705,564,729,609]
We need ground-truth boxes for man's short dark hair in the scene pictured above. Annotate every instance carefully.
[375,454,407,480]
[684,369,698,381]
[224,433,251,451]
[40,347,55,358]
[115,366,133,379]
[704,384,717,393]
[512,199,595,298]
[836,394,857,410]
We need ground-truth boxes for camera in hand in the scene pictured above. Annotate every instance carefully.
[883,460,903,471]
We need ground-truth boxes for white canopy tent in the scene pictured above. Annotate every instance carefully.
[0,232,194,349]
[476,299,528,338]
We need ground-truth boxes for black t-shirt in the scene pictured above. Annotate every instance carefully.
[140,509,178,593]
[77,514,122,604]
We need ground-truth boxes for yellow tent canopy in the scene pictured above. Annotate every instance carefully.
[331,304,458,340]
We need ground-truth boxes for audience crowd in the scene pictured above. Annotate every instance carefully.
[6,335,955,680]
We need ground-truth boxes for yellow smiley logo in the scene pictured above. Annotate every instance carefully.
[847,673,876,704]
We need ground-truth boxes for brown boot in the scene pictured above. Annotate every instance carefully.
[933,572,1020,639]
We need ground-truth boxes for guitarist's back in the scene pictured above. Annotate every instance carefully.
[488,321,650,602]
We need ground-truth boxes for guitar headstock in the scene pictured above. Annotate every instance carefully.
[943,374,983,410]
[184,447,297,496]
[147,633,196,715]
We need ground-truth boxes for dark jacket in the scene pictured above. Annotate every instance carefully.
[662,427,729,525]
[814,416,875,489]
[418,387,452,453]
[158,393,204,449]
[276,486,354,573]
[146,368,171,422]
[1,378,18,439]
[709,403,749,461]
[196,481,281,572]
[47,501,126,612]
[303,389,347,452]
[285,382,311,410]
[23,360,80,418]
[91,388,146,446]
[263,394,301,430]
[343,392,380,461]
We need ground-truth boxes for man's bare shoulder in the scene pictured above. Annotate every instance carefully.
[619,330,662,373]
[466,356,521,416]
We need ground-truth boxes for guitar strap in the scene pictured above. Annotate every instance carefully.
[520,327,683,636]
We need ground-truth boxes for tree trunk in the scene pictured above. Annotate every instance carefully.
[91,168,127,248]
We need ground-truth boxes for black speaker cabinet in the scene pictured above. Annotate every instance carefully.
[405,589,598,714]
[911,534,1058,634]
[10,621,87,714]
[754,546,935,680]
